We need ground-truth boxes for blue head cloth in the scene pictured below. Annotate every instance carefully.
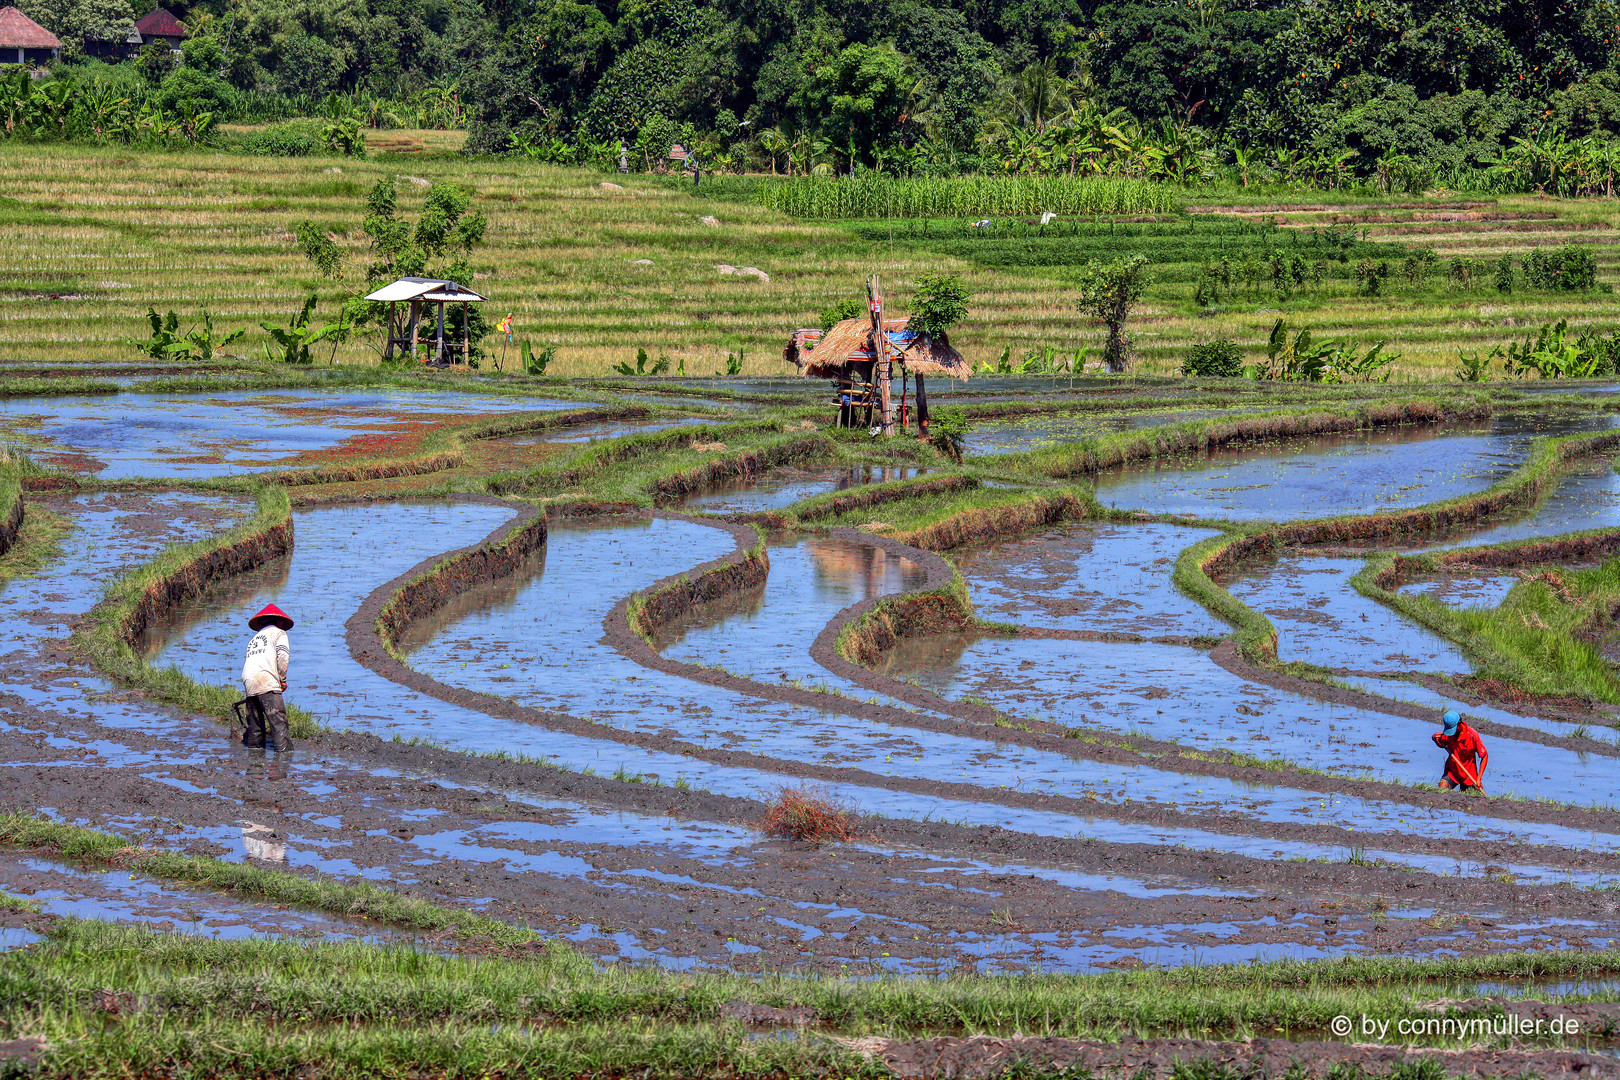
[1442,710,1460,736]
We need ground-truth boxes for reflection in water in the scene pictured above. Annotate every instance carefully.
[656,535,927,690]
[137,554,292,660]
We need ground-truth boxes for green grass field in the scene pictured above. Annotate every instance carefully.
[3,143,1620,381]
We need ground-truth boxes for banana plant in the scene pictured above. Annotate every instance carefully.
[260,295,339,365]
[139,307,245,362]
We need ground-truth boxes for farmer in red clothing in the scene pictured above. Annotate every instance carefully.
[1432,710,1488,792]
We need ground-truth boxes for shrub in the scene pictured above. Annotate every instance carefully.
[1182,339,1244,378]
[927,407,968,461]
[1494,254,1514,293]
[1402,249,1438,286]
[908,273,972,339]
[1522,244,1601,291]
[818,296,864,329]
[1075,254,1149,372]
[1353,258,1389,297]
[234,119,324,157]
[761,786,857,843]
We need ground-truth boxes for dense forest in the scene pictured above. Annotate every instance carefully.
[15,0,1620,188]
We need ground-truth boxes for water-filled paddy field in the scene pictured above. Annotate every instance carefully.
[9,375,1620,995]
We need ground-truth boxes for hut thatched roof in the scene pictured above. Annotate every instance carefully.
[798,317,970,380]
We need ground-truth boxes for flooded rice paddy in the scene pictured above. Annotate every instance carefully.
[10,385,1620,972]
[0,389,590,478]
[1093,412,1617,521]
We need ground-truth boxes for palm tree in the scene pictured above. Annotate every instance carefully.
[758,126,789,175]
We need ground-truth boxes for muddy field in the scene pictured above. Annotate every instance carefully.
[6,379,1620,1074]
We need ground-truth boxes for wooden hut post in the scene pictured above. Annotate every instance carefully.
[409,300,421,361]
[434,301,446,363]
[898,366,909,430]
[867,274,894,435]
[383,302,397,360]
[915,373,929,436]
[462,302,471,365]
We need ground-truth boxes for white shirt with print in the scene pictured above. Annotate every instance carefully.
[241,626,290,696]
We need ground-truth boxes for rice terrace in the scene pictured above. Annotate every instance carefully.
[16,13,1620,1077]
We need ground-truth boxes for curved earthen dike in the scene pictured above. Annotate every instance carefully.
[1036,398,1493,477]
[1184,433,1620,753]
[373,500,548,650]
[604,513,1620,848]
[1199,433,1620,589]
[118,501,294,645]
[648,436,836,506]
[0,483,22,558]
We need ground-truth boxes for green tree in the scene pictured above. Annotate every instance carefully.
[796,42,910,170]
[1075,254,1148,373]
[908,274,971,339]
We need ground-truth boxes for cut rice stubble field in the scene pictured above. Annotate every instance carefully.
[4,145,1620,380]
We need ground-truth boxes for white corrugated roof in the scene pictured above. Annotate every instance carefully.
[363,277,444,302]
[420,284,485,302]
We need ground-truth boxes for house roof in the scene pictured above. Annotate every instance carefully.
[133,7,185,38]
[0,7,60,49]
[798,317,970,380]
[363,277,486,303]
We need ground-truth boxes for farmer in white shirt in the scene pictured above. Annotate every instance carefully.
[241,604,294,752]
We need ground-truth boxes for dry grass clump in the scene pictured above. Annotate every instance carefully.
[760,786,858,843]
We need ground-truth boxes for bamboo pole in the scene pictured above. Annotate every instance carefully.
[462,302,470,366]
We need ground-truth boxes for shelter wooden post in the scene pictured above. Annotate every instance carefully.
[915,373,929,436]
[409,300,421,360]
[867,274,894,435]
[461,302,470,365]
[383,302,397,360]
[434,301,446,363]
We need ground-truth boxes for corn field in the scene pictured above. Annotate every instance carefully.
[756,176,1182,219]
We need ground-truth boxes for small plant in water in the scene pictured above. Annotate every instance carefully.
[760,785,857,844]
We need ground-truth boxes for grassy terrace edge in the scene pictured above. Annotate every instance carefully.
[0,814,537,947]
[1356,526,1620,703]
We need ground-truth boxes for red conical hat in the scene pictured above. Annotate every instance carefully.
[248,603,294,631]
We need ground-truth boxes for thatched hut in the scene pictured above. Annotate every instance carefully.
[788,316,968,431]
